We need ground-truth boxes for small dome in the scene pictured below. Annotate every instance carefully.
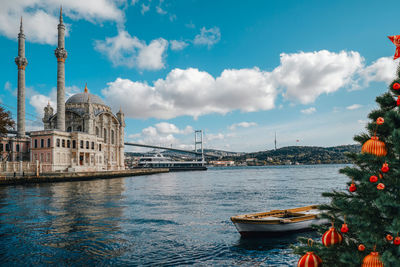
[66,92,106,106]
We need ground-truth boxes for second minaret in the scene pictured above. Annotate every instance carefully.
[54,7,67,131]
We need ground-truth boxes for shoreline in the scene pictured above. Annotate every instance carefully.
[0,168,169,186]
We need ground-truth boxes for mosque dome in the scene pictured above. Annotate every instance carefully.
[65,84,106,106]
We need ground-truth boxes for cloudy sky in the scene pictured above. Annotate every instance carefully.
[0,0,399,152]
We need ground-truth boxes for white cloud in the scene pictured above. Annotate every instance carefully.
[102,67,277,119]
[128,122,194,148]
[274,50,364,104]
[95,30,168,70]
[194,27,221,48]
[0,0,124,45]
[141,4,150,14]
[346,104,362,110]
[154,122,193,135]
[102,51,397,120]
[170,40,188,51]
[206,133,224,141]
[229,122,257,130]
[301,107,316,114]
[137,38,168,70]
[361,57,398,85]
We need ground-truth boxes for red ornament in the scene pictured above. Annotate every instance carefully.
[358,244,366,251]
[298,239,322,267]
[322,226,343,247]
[369,175,378,183]
[349,183,357,192]
[379,173,383,179]
[361,136,387,157]
[381,163,389,173]
[376,117,384,125]
[297,251,322,267]
[377,183,385,190]
[386,234,393,241]
[397,96,400,106]
[388,35,400,60]
[394,236,400,245]
[341,223,349,233]
[393,82,400,90]
[362,251,384,267]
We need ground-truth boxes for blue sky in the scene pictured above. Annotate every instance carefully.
[0,0,399,152]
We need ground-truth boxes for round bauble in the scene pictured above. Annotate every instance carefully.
[369,175,378,183]
[393,82,400,90]
[394,237,400,245]
[297,251,322,267]
[341,223,349,233]
[381,163,389,173]
[376,117,384,125]
[397,96,400,106]
[377,183,385,190]
[358,244,365,251]
[349,183,357,192]
[322,227,343,247]
[386,234,393,241]
[362,252,384,267]
[361,136,387,157]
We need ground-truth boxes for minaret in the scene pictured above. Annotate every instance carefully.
[15,17,28,137]
[55,7,67,131]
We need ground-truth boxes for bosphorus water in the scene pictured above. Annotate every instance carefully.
[0,165,348,266]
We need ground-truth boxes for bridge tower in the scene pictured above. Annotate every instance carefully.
[194,130,204,163]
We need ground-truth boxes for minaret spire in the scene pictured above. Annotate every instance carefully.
[55,6,67,131]
[15,16,28,137]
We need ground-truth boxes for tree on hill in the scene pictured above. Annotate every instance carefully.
[294,65,400,264]
[0,106,15,135]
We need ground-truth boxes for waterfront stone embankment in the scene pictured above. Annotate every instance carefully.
[0,168,168,185]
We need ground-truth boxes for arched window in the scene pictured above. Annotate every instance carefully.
[47,138,51,147]
[96,127,99,137]
[86,141,89,149]
[104,128,107,143]
[111,130,115,145]
[77,125,82,132]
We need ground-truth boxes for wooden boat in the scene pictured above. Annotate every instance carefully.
[230,205,327,237]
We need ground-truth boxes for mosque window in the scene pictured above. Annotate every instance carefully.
[104,129,107,142]
[96,127,99,136]
[16,144,20,152]
[72,140,76,149]
[80,140,84,149]
[62,139,65,148]
[56,139,60,147]
[99,144,102,151]
[67,140,70,148]
[91,142,94,150]
[35,139,38,148]
[111,130,115,145]
[86,141,89,149]
[47,138,51,147]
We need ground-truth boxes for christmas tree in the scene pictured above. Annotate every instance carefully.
[294,37,400,266]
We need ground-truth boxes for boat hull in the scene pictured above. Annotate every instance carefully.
[232,218,327,237]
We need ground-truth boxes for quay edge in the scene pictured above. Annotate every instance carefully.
[0,168,169,186]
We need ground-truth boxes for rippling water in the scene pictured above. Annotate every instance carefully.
[0,165,348,266]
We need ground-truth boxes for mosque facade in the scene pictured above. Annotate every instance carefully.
[0,9,125,173]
